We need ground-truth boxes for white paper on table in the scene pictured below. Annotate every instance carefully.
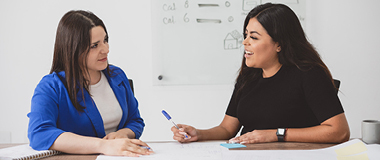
[96,139,380,160]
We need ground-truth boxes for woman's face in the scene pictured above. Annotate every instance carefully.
[86,26,109,75]
[243,18,281,69]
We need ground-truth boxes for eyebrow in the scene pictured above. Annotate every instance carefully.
[91,35,108,45]
[249,31,261,35]
[245,29,261,35]
[91,41,100,45]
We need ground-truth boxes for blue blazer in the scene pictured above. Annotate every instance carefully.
[27,65,144,150]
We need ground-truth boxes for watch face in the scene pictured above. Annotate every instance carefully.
[278,128,285,135]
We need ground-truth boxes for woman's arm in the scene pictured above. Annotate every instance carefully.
[172,115,241,142]
[50,132,152,156]
[232,113,350,144]
[285,113,350,143]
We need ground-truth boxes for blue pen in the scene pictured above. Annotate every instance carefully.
[162,110,189,139]
[139,145,151,150]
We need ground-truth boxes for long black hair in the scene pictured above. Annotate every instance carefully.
[237,3,334,91]
[50,10,111,112]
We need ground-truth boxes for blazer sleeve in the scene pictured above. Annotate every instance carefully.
[27,75,65,150]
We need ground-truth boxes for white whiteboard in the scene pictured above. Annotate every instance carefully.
[152,0,306,85]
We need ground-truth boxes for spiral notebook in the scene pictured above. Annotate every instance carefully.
[0,144,60,160]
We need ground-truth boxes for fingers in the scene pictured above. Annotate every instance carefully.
[179,128,191,139]
[172,126,193,142]
[228,137,240,144]
[236,133,254,144]
[102,138,153,157]
[130,139,151,149]
[105,134,116,140]
[124,140,153,156]
[121,150,141,157]
[103,132,119,140]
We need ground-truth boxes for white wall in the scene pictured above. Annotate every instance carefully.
[306,0,380,139]
[0,0,379,143]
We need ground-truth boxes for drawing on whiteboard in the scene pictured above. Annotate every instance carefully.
[228,16,234,22]
[261,0,299,4]
[225,1,231,7]
[243,0,300,11]
[224,30,243,50]
[243,0,258,11]
[197,19,222,23]
[198,4,219,7]
[152,0,305,85]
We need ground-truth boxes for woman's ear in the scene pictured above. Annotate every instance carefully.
[276,43,281,52]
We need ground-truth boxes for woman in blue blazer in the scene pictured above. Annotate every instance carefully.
[27,10,152,157]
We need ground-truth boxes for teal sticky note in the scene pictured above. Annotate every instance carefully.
[220,143,246,149]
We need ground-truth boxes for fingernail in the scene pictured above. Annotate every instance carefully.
[228,139,238,144]
[179,131,187,135]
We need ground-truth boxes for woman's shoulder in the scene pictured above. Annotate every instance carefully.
[285,65,326,76]
[107,64,125,75]
[299,65,328,77]
[106,65,131,81]
[39,72,64,84]
[34,71,67,95]
[108,64,121,71]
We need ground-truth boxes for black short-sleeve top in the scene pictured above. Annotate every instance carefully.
[226,65,344,135]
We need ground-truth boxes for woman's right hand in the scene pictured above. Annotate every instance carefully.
[100,138,153,157]
[171,124,198,143]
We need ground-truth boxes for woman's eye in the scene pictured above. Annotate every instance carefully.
[250,36,258,40]
[104,36,109,43]
[91,44,98,49]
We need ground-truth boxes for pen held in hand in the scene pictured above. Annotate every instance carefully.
[139,145,151,150]
[162,110,189,139]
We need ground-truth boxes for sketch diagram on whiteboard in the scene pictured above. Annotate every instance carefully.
[243,0,300,11]
[152,0,305,85]
[224,30,243,50]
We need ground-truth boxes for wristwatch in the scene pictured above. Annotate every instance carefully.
[276,128,286,142]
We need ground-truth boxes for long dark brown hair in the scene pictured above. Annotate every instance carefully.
[237,3,335,91]
[50,10,111,112]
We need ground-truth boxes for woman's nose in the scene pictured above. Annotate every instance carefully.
[101,43,109,54]
[242,36,249,46]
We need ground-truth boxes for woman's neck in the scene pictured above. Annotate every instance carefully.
[262,63,282,78]
[87,70,102,85]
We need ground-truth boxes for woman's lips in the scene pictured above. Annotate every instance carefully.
[245,50,253,58]
[99,57,107,62]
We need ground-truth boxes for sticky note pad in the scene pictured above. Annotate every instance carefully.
[220,143,246,149]
[334,141,367,156]
[337,153,369,160]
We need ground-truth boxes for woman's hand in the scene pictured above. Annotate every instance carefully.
[171,124,198,143]
[229,129,277,144]
[103,131,128,139]
[103,128,135,139]
[100,138,153,157]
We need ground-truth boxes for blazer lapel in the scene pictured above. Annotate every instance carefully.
[78,89,106,138]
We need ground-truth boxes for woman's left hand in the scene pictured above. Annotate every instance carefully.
[229,129,277,144]
[103,128,135,139]
[104,131,128,139]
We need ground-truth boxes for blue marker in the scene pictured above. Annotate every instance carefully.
[162,110,189,139]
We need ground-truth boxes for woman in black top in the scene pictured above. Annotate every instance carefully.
[171,3,350,144]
